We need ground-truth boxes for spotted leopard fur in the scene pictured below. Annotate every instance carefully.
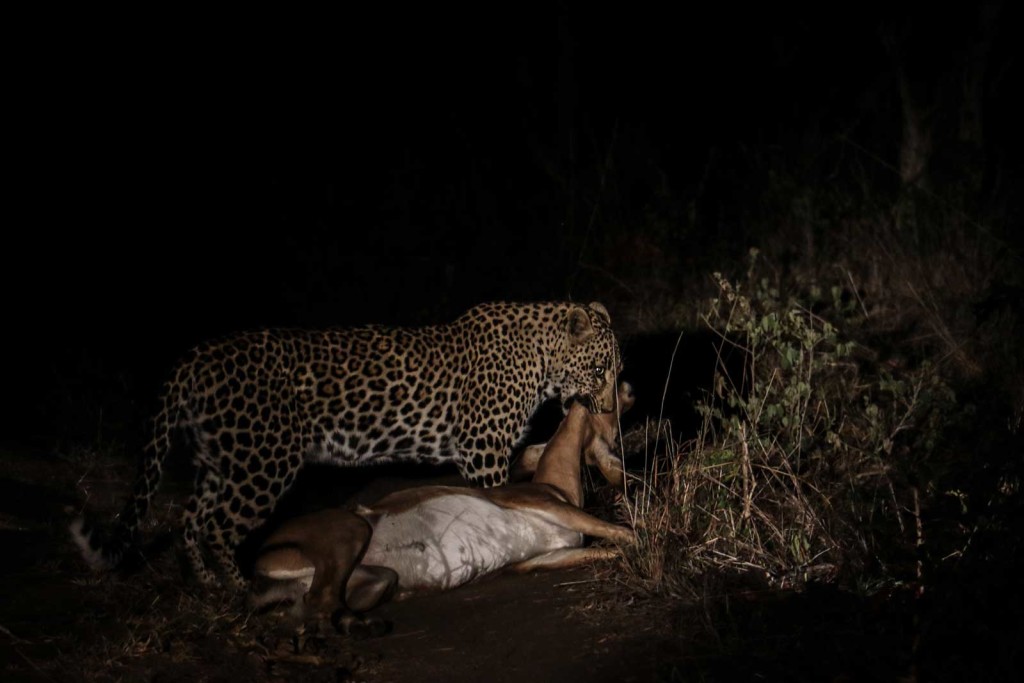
[72,301,622,587]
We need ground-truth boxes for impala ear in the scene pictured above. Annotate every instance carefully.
[567,306,596,344]
[588,302,611,324]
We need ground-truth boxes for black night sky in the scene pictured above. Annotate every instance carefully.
[5,3,1022,440]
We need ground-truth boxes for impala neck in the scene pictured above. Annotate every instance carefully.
[530,403,591,508]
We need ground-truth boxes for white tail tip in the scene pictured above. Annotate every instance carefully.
[69,516,114,571]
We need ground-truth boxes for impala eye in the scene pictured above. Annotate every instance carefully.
[593,365,605,377]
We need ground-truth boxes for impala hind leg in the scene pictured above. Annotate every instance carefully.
[248,574,312,610]
[498,496,636,545]
[345,565,398,611]
[297,514,373,615]
[332,565,397,638]
[273,510,385,639]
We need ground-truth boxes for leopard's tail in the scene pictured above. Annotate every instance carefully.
[70,369,190,572]
[69,516,117,571]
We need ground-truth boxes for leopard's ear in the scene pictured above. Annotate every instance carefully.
[567,305,596,345]
[587,302,611,324]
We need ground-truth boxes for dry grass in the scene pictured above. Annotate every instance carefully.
[594,183,1023,678]
[613,242,978,599]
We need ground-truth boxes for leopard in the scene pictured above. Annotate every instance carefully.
[71,301,622,588]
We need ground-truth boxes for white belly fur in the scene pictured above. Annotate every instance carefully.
[362,494,582,591]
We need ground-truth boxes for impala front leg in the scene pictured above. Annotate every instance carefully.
[507,547,622,573]
[553,506,635,545]
[514,497,635,545]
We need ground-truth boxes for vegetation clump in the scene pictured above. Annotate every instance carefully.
[621,250,961,600]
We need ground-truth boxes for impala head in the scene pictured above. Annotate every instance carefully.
[581,381,634,486]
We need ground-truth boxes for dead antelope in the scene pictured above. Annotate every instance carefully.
[249,382,635,633]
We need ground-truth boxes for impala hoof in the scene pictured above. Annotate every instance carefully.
[332,610,391,639]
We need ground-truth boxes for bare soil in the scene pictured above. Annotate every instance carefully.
[3,440,1011,681]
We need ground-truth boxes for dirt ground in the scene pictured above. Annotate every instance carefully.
[0,445,680,683]
[4,439,1000,682]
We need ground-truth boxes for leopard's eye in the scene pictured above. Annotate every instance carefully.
[592,365,605,377]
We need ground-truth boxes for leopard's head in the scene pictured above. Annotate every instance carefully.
[556,302,622,414]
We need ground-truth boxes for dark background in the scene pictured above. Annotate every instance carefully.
[4,3,1020,443]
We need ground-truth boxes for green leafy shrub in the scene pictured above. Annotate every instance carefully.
[620,250,955,595]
